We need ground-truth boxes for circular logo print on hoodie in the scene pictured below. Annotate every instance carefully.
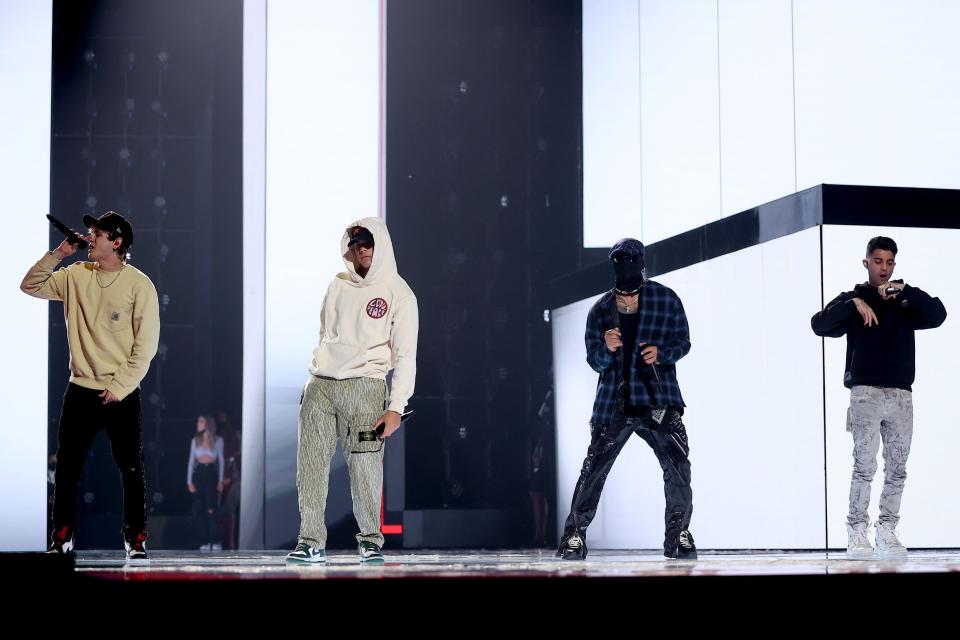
[367,297,388,319]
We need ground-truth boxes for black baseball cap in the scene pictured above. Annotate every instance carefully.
[83,211,134,247]
[608,238,645,262]
[346,225,374,247]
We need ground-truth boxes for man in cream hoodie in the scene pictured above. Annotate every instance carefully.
[21,212,159,560]
[287,217,418,563]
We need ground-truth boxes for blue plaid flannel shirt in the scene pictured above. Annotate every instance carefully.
[586,281,691,425]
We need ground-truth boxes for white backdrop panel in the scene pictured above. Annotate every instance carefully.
[793,0,960,191]
[638,0,721,245]
[582,0,642,248]
[718,0,796,216]
[263,0,381,547]
[0,0,52,551]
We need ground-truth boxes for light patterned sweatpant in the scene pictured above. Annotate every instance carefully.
[846,385,913,529]
[296,376,387,548]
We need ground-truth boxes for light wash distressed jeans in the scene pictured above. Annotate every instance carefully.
[846,385,913,528]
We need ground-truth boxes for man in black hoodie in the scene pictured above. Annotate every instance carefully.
[812,236,946,559]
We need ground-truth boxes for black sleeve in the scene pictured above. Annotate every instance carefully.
[901,284,947,330]
[811,291,857,337]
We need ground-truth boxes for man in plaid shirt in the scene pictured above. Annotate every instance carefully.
[557,238,697,560]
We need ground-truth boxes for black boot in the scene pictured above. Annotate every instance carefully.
[556,531,588,560]
[663,513,684,559]
[677,530,697,560]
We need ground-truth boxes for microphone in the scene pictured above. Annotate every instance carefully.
[638,341,661,385]
[649,360,661,385]
[46,214,88,249]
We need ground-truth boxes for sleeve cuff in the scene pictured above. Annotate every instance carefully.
[596,349,614,368]
[40,251,62,267]
[106,380,133,401]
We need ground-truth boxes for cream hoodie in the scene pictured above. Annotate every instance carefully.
[309,217,419,414]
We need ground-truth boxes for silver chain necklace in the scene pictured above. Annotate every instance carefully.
[95,264,125,289]
[616,293,639,313]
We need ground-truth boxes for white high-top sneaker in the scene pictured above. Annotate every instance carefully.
[846,523,874,560]
[875,521,908,559]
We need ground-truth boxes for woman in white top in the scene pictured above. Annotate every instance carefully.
[187,415,224,551]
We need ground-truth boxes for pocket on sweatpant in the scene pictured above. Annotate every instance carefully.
[349,419,384,454]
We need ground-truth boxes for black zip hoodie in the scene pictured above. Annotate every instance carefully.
[811,279,946,391]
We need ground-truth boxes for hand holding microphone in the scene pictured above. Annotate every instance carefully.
[46,214,89,251]
[638,343,659,365]
[638,342,662,384]
[879,282,904,300]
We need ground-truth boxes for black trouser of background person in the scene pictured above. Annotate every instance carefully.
[191,463,220,546]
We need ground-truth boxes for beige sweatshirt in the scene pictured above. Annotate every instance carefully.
[21,251,160,400]
[309,217,419,414]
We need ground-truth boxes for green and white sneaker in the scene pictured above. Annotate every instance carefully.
[286,542,326,563]
[358,540,384,563]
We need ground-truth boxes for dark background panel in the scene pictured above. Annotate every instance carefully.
[48,0,242,549]
[387,0,584,547]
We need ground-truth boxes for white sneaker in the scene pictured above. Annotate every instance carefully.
[358,540,384,563]
[286,542,326,563]
[199,543,211,552]
[875,522,908,559]
[124,532,149,561]
[211,543,222,552]
[846,524,874,560]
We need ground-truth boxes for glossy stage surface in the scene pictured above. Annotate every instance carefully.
[71,548,960,579]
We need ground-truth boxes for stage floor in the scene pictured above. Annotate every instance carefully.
[74,548,960,580]
[9,549,957,626]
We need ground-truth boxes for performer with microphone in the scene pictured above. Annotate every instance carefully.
[21,211,159,560]
[812,236,946,559]
[286,218,418,564]
[557,238,697,560]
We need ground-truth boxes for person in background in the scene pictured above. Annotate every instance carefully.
[187,414,224,552]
